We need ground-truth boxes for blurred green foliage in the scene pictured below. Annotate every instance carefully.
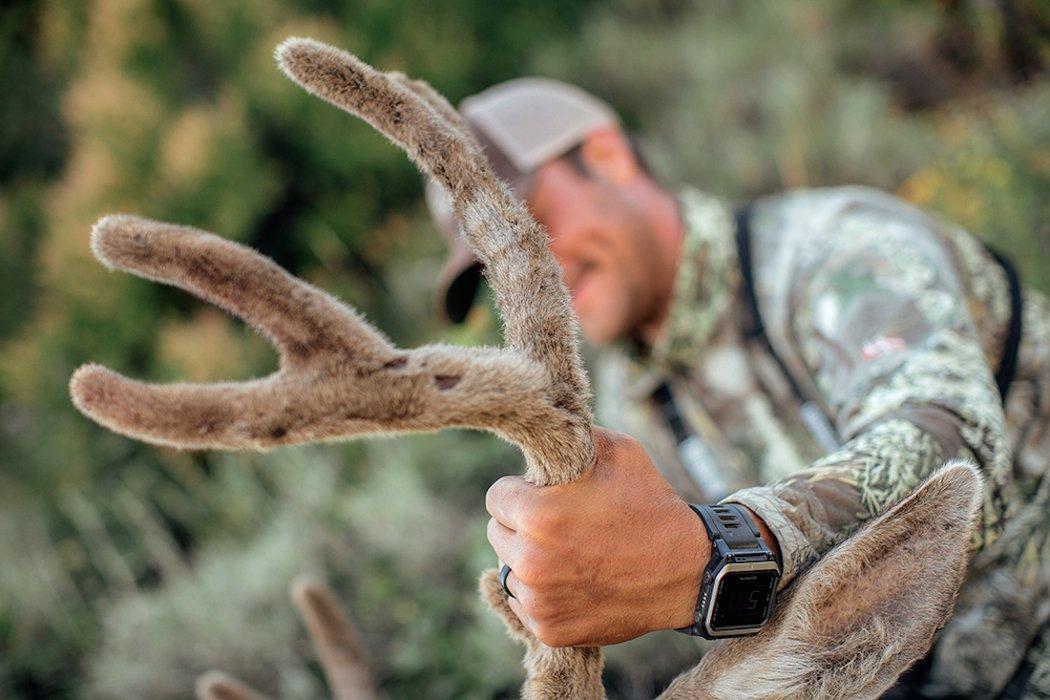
[0,0,1046,698]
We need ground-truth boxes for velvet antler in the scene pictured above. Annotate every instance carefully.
[196,577,377,700]
[70,38,601,699]
[72,215,579,467]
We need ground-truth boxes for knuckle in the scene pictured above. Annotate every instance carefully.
[513,549,541,586]
[529,596,558,623]
[600,430,650,470]
[514,564,534,588]
[485,476,514,515]
[518,506,546,535]
[517,585,563,625]
[516,585,541,616]
[515,545,556,588]
[595,427,633,458]
[538,505,566,532]
[485,517,501,545]
[519,501,562,537]
[621,434,646,456]
[595,425,628,445]
[612,431,644,458]
[535,624,572,648]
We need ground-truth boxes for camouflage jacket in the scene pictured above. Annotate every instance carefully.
[596,187,1050,697]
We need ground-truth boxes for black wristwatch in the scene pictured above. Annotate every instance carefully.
[676,503,781,639]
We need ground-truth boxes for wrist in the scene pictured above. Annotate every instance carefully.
[654,500,712,631]
[657,503,780,633]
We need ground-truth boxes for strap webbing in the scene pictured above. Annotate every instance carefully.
[734,204,809,403]
[983,244,1024,403]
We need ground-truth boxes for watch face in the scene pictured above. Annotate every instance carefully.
[710,569,779,630]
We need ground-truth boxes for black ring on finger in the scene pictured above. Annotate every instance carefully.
[499,563,516,599]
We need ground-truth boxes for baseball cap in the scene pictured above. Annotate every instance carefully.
[426,77,619,323]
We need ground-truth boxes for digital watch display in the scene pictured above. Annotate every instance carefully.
[677,503,781,639]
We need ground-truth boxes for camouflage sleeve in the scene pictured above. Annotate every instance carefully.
[724,202,1012,586]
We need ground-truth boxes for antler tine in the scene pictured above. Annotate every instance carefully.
[275,39,594,474]
[387,71,472,138]
[274,38,483,224]
[275,37,600,700]
[290,576,377,700]
[70,364,283,450]
[74,214,592,458]
[89,215,394,368]
[71,341,584,454]
[195,671,270,700]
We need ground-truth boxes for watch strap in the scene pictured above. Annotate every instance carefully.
[690,503,763,552]
[677,502,775,638]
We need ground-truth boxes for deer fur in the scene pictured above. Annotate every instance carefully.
[70,36,600,699]
[290,576,377,700]
[195,461,974,696]
[661,460,982,699]
[197,463,981,699]
[69,37,982,699]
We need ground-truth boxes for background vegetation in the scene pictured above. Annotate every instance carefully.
[1,0,1046,697]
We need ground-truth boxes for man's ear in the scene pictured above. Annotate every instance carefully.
[663,461,983,700]
[578,126,641,186]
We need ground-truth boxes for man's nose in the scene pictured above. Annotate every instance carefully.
[550,249,581,286]
[546,231,574,266]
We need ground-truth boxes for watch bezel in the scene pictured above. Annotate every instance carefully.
[703,558,781,638]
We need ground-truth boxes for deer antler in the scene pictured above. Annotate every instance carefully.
[274,39,592,429]
[70,38,600,698]
[196,576,377,700]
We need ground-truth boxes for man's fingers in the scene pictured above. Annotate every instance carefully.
[485,475,536,529]
[506,583,530,623]
[487,517,521,565]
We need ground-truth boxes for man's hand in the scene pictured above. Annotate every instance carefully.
[485,427,708,647]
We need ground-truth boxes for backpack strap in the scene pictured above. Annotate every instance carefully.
[982,243,1024,403]
[734,204,807,403]
[735,204,841,452]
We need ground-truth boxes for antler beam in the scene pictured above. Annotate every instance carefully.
[71,38,602,699]
[274,38,593,459]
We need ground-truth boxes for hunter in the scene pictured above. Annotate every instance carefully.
[425,78,1050,697]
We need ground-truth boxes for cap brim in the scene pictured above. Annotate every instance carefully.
[436,250,483,324]
[426,77,618,324]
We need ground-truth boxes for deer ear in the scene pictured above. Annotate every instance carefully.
[781,459,982,650]
[672,461,982,700]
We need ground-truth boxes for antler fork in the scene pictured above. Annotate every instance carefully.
[70,38,603,698]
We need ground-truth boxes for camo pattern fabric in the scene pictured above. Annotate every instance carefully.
[595,186,1050,697]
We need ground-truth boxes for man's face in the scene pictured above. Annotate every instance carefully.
[526,157,667,346]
